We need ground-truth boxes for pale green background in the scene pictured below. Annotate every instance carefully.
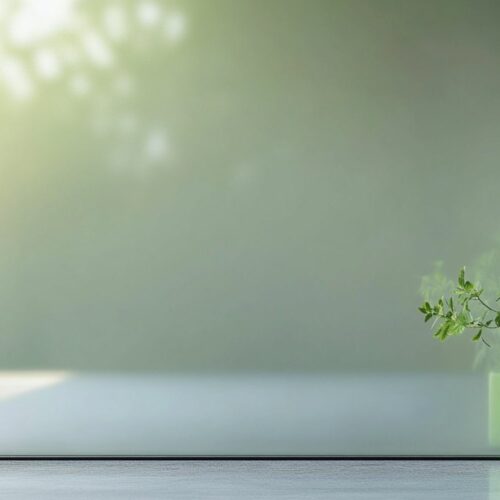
[0,0,499,371]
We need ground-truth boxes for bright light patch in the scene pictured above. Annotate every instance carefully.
[34,48,62,80]
[164,12,187,43]
[0,56,34,100]
[0,371,70,402]
[82,31,114,67]
[137,1,161,27]
[0,0,185,178]
[144,128,169,162]
[6,0,78,48]
[103,4,127,42]
[0,2,9,23]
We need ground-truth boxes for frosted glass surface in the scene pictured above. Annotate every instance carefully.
[0,0,499,454]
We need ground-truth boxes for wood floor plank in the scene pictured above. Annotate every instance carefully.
[0,460,495,499]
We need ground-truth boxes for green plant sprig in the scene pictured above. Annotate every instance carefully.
[419,267,500,346]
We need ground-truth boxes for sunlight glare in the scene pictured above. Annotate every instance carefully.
[0,56,34,100]
[144,128,169,162]
[103,4,127,42]
[0,371,70,402]
[6,0,78,48]
[34,48,62,80]
[82,31,114,67]
[137,1,161,27]
[164,12,187,43]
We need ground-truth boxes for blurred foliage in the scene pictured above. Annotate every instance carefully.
[419,267,500,346]
[420,243,500,353]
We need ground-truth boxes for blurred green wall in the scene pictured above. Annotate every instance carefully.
[0,0,499,371]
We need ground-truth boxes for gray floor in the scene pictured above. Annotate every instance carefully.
[0,460,499,499]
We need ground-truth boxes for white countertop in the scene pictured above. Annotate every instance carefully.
[0,373,490,456]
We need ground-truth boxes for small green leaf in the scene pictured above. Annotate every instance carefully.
[457,311,469,326]
[464,281,474,292]
[425,313,433,322]
[449,323,465,335]
[458,267,465,287]
[439,322,451,340]
[472,330,482,341]
[495,313,500,327]
[433,305,442,315]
